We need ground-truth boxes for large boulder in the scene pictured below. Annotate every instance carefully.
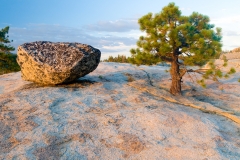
[17,41,101,84]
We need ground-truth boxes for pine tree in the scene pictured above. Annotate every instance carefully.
[0,26,20,75]
[130,3,222,95]
[0,26,15,53]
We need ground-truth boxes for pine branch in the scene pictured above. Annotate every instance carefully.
[187,68,208,73]
[0,58,7,62]
[159,56,173,62]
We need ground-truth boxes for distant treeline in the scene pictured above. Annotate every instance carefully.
[102,48,239,65]
[102,54,163,65]
[102,55,130,63]
[0,52,20,75]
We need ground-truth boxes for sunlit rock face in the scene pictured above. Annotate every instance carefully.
[17,41,101,84]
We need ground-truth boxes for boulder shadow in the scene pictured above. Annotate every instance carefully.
[18,78,96,91]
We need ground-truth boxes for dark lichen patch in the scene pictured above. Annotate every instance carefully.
[0,122,14,153]
[0,99,12,108]
[0,108,39,154]
[33,135,72,159]
[145,105,158,110]
[33,133,92,159]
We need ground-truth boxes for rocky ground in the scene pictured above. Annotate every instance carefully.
[0,59,240,159]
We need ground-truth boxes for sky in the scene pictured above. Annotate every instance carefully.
[1,0,240,59]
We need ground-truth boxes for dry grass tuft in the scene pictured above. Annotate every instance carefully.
[124,73,135,82]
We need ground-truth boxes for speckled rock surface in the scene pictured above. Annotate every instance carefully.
[17,41,101,84]
[0,62,240,159]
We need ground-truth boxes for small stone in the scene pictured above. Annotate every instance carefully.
[17,41,101,84]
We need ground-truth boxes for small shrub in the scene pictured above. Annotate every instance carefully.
[124,73,135,82]
[228,68,236,74]
[197,79,206,88]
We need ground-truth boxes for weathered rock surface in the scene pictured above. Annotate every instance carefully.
[220,47,240,60]
[232,47,240,52]
[0,62,240,159]
[220,52,240,60]
[17,41,101,84]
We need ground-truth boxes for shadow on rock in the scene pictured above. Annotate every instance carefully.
[18,79,97,91]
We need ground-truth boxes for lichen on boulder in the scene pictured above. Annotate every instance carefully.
[17,41,101,84]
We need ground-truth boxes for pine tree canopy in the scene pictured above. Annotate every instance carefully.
[0,26,15,53]
[0,26,20,75]
[130,3,222,66]
[129,3,224,95]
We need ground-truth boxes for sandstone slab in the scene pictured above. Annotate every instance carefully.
[17,41,101,84]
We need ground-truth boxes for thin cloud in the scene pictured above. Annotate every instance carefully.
[7,24,137,58]
[179,7,191,11]
[212,15,240,24]
[223,31,240,36]
[101,42,135,53]
[84,19,138,32]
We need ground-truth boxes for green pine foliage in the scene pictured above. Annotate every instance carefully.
[197,79,206,88]
[130,3,222,66]
[228,68,236,74]
[200,53,237,85]
[0,52,20,75]
[0,26,15,52]
[0,26,20,75]
[103,55,130,63]
[129,3,224,94]
[128,50,161,65]
[222,55,228,67]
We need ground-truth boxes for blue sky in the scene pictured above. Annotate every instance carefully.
[1,0,240,59]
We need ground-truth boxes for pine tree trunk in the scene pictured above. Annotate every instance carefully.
[170,54,181,95]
